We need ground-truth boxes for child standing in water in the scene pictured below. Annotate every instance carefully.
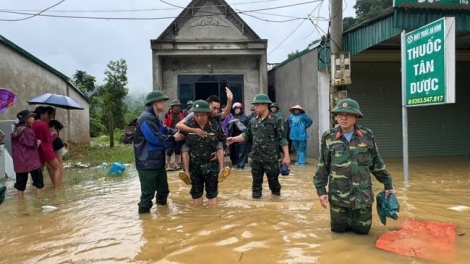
[11,110,44,197]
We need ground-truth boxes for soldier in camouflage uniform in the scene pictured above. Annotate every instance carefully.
[179,100,226,206]
[313,98,396,234]
[227,94,291,198]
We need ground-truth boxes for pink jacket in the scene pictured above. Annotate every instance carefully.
[11,124,41,173]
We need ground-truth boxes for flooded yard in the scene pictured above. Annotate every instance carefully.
[0,156,469,264]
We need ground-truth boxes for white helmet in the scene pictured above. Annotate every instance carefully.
[232,102,243,109]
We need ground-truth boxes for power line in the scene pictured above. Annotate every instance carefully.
[159,0,322,13]
[0,9,306,22]
[0,0,288,13]
[0,0,66,21]
[268,2,323,56]
[0,1,313,23]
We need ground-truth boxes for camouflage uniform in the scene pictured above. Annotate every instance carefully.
[181,119,226,199]
[314,125,394,234]
[242,114,288,198]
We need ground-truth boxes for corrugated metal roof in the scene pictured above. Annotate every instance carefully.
[319,6,470,71]
[0,34,88,101]
[394,7,470,31]
[396,3,470,10]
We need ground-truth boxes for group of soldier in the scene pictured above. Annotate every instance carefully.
[133,88,396,235]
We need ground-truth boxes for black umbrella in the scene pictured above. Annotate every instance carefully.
[27,93,84,110]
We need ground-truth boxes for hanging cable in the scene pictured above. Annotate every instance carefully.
[0,0,66,21]
[267,1,323,56]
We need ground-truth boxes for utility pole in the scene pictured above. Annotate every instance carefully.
[329,0,347,127]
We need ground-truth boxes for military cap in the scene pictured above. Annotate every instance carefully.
[189,100,211,113]
[332,98,363,118]
[144,90,170,106]
[251,93,272,104]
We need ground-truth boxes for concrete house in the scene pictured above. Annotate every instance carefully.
[151,0,268,108]
[0,34,90,147]
[269,4,470,158]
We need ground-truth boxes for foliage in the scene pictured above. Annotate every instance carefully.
[123,92,146,125]
[65,130,134,165]
[72,60,146,138]
[71,70,105,137]
[343,0,393,31]
[287,49,300,59]
[72,70,96,94]
[100,59,129,131]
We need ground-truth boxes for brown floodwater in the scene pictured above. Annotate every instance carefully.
[0,156,469,264]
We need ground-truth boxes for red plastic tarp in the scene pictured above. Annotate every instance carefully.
[376,218,458,262]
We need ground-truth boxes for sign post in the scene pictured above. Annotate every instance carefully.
[401,17,456,180]
[404,17,456,107]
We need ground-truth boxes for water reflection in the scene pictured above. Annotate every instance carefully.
[0,156,469,263]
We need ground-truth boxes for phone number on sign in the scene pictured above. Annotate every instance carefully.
[408,96,444,105]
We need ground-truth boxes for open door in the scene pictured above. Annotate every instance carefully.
[195,82,219,101]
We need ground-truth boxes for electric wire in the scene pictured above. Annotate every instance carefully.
[267,1,323,56]
[0,0,287,13]
[0,0,66,21]
[0,1,315,22]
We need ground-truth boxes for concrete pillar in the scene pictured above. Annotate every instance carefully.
[318,69,331,153]
[259,52,268,94]
[152,51,163,90]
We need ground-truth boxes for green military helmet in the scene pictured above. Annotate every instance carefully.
[251,93,273,104]
[170,99,181,107]
[270,103,279,109]
[144,90,170,106]
[189,100,211,113]
[186,100,194,106]
[332,98,363,118]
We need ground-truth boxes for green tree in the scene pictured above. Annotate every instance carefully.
[343,0,393,31]
[123,91,146,125]
[100,59,129,131]
[343,17,357,31]
[71,71,105,137]
[72,70,96,94]
[287,49,301,59]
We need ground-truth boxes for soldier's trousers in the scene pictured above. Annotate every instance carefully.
[189,160,219,199]
[251,160,281,196]
[329,203,372,235]
[137,169,169,210]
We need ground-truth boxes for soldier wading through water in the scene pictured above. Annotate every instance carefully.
[227,94,290,198]
[314,98,396,234]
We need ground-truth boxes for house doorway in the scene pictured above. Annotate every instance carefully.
[178,75,244,107]
[195,82,219,101]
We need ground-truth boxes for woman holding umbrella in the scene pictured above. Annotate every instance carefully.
[32,106,62,189]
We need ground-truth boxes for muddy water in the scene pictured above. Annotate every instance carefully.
[0,156,469,264]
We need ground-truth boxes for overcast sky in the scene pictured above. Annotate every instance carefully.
[0,0,355,93]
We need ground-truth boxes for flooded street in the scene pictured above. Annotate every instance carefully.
[0,156,469,264]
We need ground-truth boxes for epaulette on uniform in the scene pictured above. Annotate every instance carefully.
[357,125,374,136]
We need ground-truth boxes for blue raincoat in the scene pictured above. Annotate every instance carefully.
[288,113,313,141]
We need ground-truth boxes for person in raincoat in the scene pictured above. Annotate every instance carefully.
[134,90,177,214]
[164,100,185,171]
[11,110,44,197]
[313,98,396,234]
[227,102,249,170]
[287,105,313,165]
